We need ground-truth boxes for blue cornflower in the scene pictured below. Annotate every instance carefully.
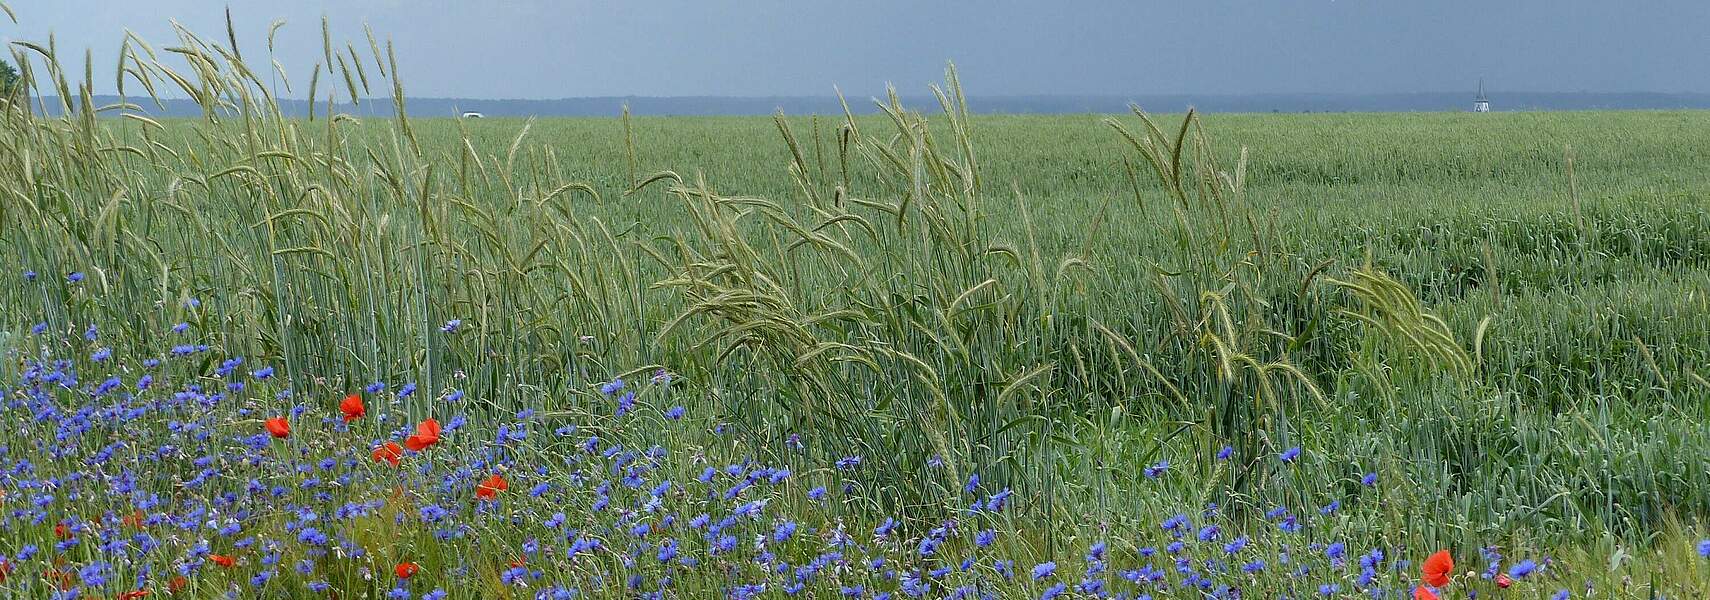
[665,406,685,420]
[772,521,798,542]
[1509,559,1538,578]
[78,561,109,588]
[1551,591,1569,600]
[1040,582,1066,600]
[875,518,897,537]
[1699,539,1710,558]
[1224,536,1248,554]
[68,271,85,283]
[440,319,461,333]
[253,366,275,380]
[1361,472,1379,486]
[1031,562,1056,580]
[1217,445,1234,461]
[1144,460,1168,479]
[1280,447,1302,463]
[1197,525,1219,541]
[917,536,941,557]
[600,378,625,395]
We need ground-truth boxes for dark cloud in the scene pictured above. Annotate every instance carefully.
[4,0,1706,99]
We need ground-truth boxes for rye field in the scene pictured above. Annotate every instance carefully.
[2,23,1710,600]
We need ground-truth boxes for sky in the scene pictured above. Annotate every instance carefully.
[3,0,1709,100]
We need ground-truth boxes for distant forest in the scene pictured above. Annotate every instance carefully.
[34,92,1710,118]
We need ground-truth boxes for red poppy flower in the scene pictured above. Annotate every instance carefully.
[264,417,290,438]
[168,575,188,593]
[475,473,509,500]
[53,522,70,539]
[123,510,146,529]
[1421,549,1453,587]
[339,394,366,423]
[404,418,441,451]
[394,562,420,579]
[1495,573,1513,588]
[0,559,10,583]
[118,589,151,600]
[207,554,235,568]
[372,442,404,467]
[1414,586,1439,600]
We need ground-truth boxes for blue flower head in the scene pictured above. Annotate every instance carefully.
[1509,559,1538,578]
[600,378,625,396]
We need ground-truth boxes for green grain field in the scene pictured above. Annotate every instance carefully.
[3,23,1710,597]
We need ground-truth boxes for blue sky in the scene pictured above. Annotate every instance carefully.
[5,0,1708,99]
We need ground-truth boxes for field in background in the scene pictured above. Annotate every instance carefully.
[17,106,1710,516]
[4,31,1710,594]
[420,111,1710,544]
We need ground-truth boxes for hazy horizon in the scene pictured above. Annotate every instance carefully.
[26,91,1710,119]
[4,1,1709,101]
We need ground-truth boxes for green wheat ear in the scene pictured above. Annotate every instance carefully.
[1325,264,1475,376]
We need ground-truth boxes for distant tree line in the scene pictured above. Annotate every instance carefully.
[0,58,24,111]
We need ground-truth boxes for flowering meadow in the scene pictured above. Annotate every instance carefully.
[5,10,1710,599]
[7,310,1699,599]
